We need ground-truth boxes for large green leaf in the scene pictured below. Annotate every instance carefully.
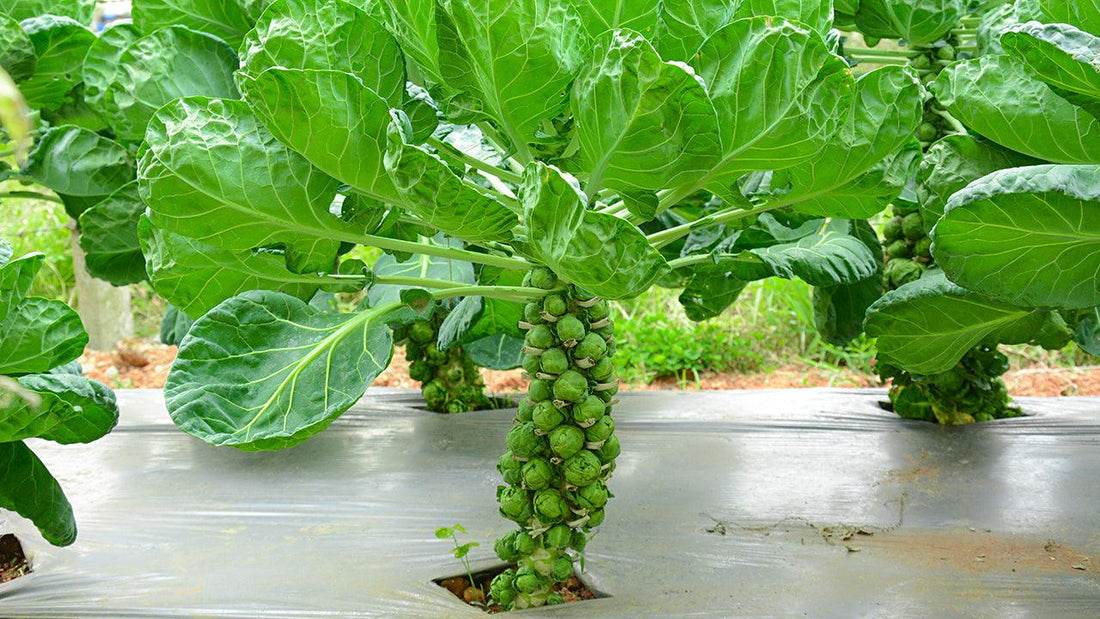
[854,0,964,45]
[81,23,139,116]
[23,126,134,197]
[384,135,519,242]
[655,0,834,62]
[1076,307,1100,355]
[465,333,525,370]
[131,0,257,48]
[934,55,1100,164]
[566,0,659,38]
[0,252,43,323]
[0,373,118,444]
[138,216,324,316]
[932,165,1100,310]
[377,0,444,86]
[1001,22,1100,107]
[77,184,147,287]
[139,97,347,268]
[165,291,395,451]
[239,68,402,204]
[0,441,75,546]
[435,0,588,152]
[813,220,884,345]
[241,0,405,107]
[17,15,95,110]
[0,0,95,23]
[160,305,195,346]
[368,240,475,307]
[678,262,751,321]
[572,30,720,196]
[1039,0,1100,37]
[0,297,87,376]
[521,163,667,299]
[776,66,923,218]
[92,25,239,143]
[866,273,1051,374]
[0,13,35,81]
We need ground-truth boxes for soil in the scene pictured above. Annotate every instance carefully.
[0,534,30,584]
[79,341,1100,397]
[436,564,599,613]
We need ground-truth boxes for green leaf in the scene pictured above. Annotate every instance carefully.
[0,13,36,81]
[572,30,721,197]
[241,0,406,107]
[82,23,139,115]
[933,55,1100,164]
[678,262,751,321]
[567,0,659,38]
[465,333,525,370]
[384,134,519,242]
[239,68,402,204]
[1038,0,1100,37]
[854,0,964,46]
[0,238,12,266]
[138,216,324,316]
[435,526,455,538]
[865,272,1050,375]
[139,97,347,268]
[368,240,475,307]
[0,0,95,23]
[521,162,667,299]
[435,0,588,153]
[16,15,95,110]
[160,305,195,346]
[165,291,396,451]
[0,441,75,546]
[1001,22,1100,107]
[656,0,834,62]
[23,125,134,197]
[1,373,119,444]
[77,184,147,286]
[91,25,239,143]
[1075,307,1100,355]
[376,0,444,86]
[0,252,44,323]
[813,220,884,346]
[0,297,88,376]
[131,0,257,48]
[438,291,524,351]
[932,165,1100,310]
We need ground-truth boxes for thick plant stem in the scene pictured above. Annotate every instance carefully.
[401,310,495,414]
[489,268,618,610]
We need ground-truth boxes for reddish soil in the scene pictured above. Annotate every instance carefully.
[0,534,29,584]
[79,341,1100,397]
[437,566,598,613]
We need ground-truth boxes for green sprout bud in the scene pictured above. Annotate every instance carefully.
[517,398,536,422]
[533,488,570,523]
[426,344,446,365]
[544,524,572,550]
[564,450,602,486]
[498,451,523,485]
[573,333,607,361]
[529,378,553,402]
[532,401,566,432]
[495,532,519,561]
[902,212,924,241]
[522,353,541,375]
[589,357,614,381]
[586,300,610,321]
[521,458,554,490]
[498,486,532,522]
[574,480,609,509]
[553,370,589,403]
[883,217,903,241]
[915,236,932,259]
[585,415,615,443]
[556,314,586,343]
[912,54,931,70]
[408,360,433,383]
[507,422,544,458]
[551,557,573,582]
[593,319,614,338]
[530,268,559,290]
[549,425,585,459]
[573,395,606,426]
[540,348,569,375]
[588,508,606,527]
[884,257,924,288]
[572,530,588,551]
[526,324,554,350]
[936,44,955,60]
[514,567,544,593]
[409,321,435,344]
[596,389,615,403]
[423,380,446,409]
[513,531,536,555]
[543,294,567,316]
[490,570,516,606]
[886,239,913,259]
[596,434,621,462]
[524,301,543,324]
[548,593,565,605]
[918,122,938,142]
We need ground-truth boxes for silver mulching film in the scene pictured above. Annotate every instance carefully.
[2,389,1098,616]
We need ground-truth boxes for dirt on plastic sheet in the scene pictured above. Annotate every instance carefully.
[436,565,599,613]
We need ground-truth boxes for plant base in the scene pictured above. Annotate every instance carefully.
[435,564,604,613]
[0,534,30,584]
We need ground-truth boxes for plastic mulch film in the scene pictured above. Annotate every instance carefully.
[2,388,1099,617]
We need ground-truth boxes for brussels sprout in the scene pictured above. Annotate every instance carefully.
[892,384,932,421]
[564,450,602,486]
[593,319,614,338]
[529,378,553,402]
[547,593,565,605]
[523,301,544,324]
[902,212,924,241]
[521,458,554,489]
[517,398,536,422]
[498,486,532,522]
[936,44,955,60]
[573,395,606,427]
[544,524,572,550]
[596,381,619,397]
[573,333,607,362]
[409,320,435,344]
[586,300,609,321]
[551,557,573,582]
[495,531,520,561]
[886,239,913,259]
[914,236,932,259]
[543,294,567,316]
[589,357,615,381]
[556,314,586,343]
[587,508,606,527]
[596,389,616,403]
[423,380,446,409]
[883,217,903,241]
[526,324,554,349]
[514,567,545,593]
[426,344,446,365]
[911,54,931,70]
[514,531,536,555]
[533,488,570,523]
[540,347,569,375]
[490,570,517,607]
[530,267,559,290]
[507,422,544,458]
[571,530,588,551]
[549,425,585,459]
[522,353,541,375]
[498,451,523,485]
[975,412,994,422]
[574,480,609,509]
[532,401,566,432]
[408,360,433,382]
[918,122,938,142]
[585,416,615,443]
[596,434,621,462]
[553,370,589,403]
[884,257,924,288]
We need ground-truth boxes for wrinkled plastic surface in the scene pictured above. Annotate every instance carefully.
[2,389,1099,617]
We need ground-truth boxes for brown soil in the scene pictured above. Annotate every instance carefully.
[0,534,30,584]
[79,341,1100,397]
[436,565,598,613]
